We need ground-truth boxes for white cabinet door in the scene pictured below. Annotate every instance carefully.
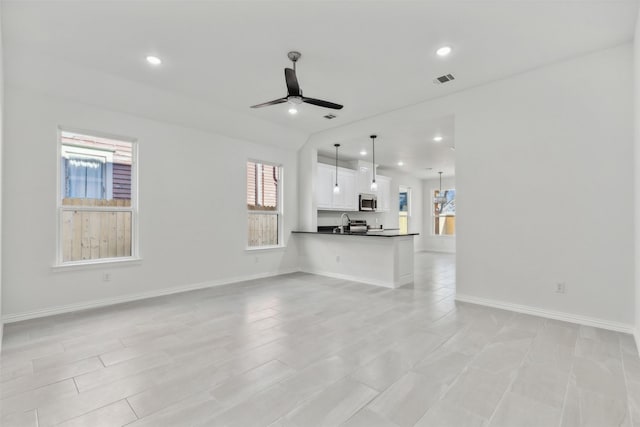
[377,176,391,212]
[338,168,357,211]
[317,163,358,211]
[316,163,334,210]
[357,163,373,194]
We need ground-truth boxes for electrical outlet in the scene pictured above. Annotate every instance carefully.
[103,273,111,282]
[336,255,340,263]
[254,256,259,264]
[555,282,566,294]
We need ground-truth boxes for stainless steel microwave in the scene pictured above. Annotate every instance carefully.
[359,194,377,211]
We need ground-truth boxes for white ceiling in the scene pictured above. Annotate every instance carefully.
[317,114,455,179]
[2,1,637,176]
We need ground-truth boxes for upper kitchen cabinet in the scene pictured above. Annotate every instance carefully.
[353,161,391,212]
[317,162,334,209]
[316,163,357,211]
[376,176,391,212]
[355,162,377,195]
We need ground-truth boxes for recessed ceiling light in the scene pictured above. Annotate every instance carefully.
[360,150,367,156]
[436,46,452,57]
[433,136,444,142]
[288,107,298,115]
[397,161,404,166]
[146,55,162,66]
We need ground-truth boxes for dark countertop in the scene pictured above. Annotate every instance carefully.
[292,230,419,238]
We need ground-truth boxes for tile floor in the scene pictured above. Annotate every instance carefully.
[0,252,638,426]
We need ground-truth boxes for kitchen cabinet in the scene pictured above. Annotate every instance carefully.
[353,161,391,212]
[316,163,357,211]
[376,176,391,212]
[316,163,334,210]
[356,163,375,195]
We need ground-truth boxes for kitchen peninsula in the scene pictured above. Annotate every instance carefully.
[293,229,418,288]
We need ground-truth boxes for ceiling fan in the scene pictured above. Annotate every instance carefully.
[250,51,343,111]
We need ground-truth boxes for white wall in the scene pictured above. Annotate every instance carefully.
[422,176,456,253]
[297,144,317,232]
[301,44,635,328]
[2,87,300,319]
[634,9,640,344]
[455,44,633,328]
[0,8,4,345]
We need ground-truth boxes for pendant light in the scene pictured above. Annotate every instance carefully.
[333,144,341,194]
[370,135,378,191]
[434,171,447,204]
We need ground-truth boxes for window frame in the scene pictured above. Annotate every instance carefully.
[55,127,140,267]
[245,159,284,251]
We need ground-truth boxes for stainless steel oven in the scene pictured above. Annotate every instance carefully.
[359,194,377,211]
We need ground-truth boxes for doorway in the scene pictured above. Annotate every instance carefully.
[399,186,410,233]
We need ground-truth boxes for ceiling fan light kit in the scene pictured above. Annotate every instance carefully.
[250,51,344,113]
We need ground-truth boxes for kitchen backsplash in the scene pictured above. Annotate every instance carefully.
[317,211,386,228]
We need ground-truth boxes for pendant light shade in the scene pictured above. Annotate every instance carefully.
[434,171,447,204]
[370,135,378,191]
[333,144,341,194]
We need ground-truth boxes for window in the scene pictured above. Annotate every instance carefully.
[58,130,137,265]
[247,161,282,248]
[434,188,455,236]
[399,187,410,234]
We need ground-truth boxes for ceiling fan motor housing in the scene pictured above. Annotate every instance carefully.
[287,51,302,62]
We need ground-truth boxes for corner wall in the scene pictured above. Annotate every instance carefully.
[0,6,4,347]
[634,8,640,346]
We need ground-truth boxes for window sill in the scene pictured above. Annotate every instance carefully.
[245,245,286,252]
[52,257,143,272]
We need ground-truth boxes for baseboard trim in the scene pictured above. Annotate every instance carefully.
[417,249,456,254]
[298,268,394,288]
[2,269,299,324]
[455,293,634,334]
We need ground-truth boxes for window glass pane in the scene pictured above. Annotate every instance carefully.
[434,189,456,236]
[61,210,132,262]
[248,213,278,247]
[247,161,279,211]
[399,192,408,212]
[247,161,281,247]
[61,131,132,207]
[65,157,105,198]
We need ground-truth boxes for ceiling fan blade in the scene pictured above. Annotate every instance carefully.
[250,97,288,108]
[285,68,301,96]
[302,97,344,110]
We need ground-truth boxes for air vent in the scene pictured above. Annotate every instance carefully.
[323,114,337,120]
[433,74,455,85]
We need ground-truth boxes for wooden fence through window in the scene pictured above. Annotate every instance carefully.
[248,214,278,247]
[61,198,132,262]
